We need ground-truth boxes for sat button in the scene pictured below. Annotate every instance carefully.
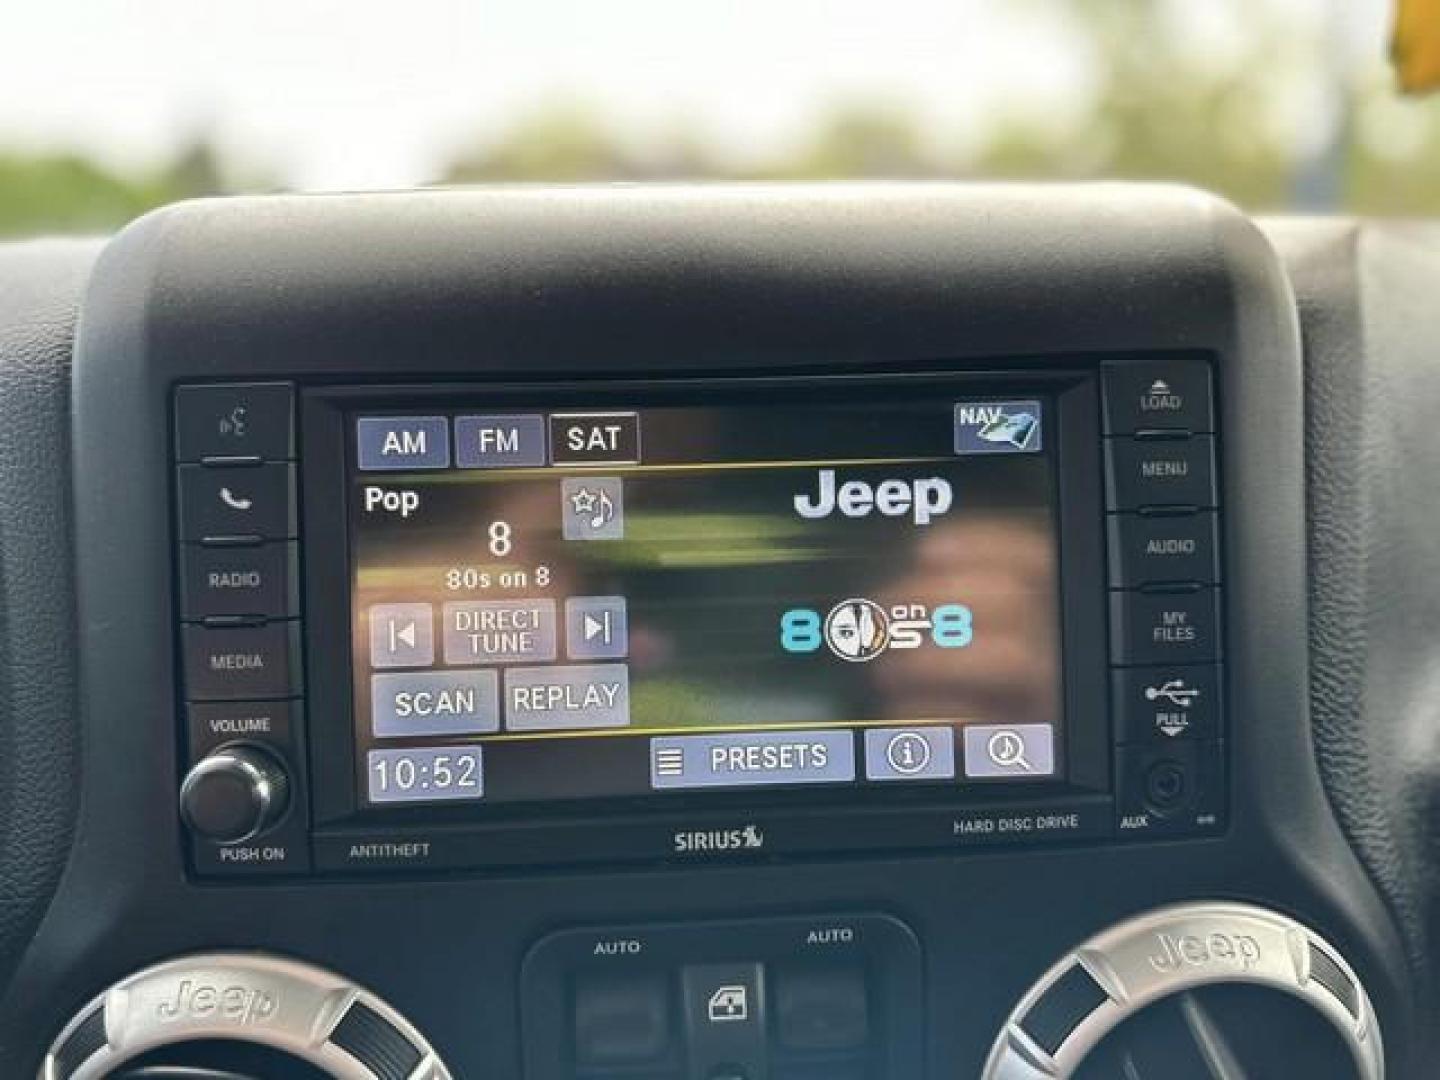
[550,412,640,465]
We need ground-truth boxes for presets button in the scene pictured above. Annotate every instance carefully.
[650,729,856,790]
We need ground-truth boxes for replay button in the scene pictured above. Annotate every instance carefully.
[963,723,1056,779]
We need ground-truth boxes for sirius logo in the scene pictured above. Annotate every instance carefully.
[673,825,766,854]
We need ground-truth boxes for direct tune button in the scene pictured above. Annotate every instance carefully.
[1107,510,1219,588]
[1105,435,1217,511]
[180,540,299,620]
[177,462,298,541]
[180,745,291,844]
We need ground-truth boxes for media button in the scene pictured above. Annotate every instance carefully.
[863,727,955,781]
[368,603,436,669]
[356,416,450,471]
[650,730,856,790]
[443,599,557,664]
[182,621,301,701]
[372,670,500,737]
[506,664,630,731]
[178,462,297,541]
[550,412,640,465]
[454,414,546,469]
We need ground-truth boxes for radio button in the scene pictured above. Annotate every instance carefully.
[1113,665,1221,744]
[1105,435,1216,511]
[183,620,302,700]
[1107,511,1219,587]
[1110,589,1220,665]
[178,462,297,542]
[180,540,298,620]
[1102,358,1213,435]
[174,382,295,463]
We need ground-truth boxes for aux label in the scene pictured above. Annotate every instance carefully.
[793,470,953,526]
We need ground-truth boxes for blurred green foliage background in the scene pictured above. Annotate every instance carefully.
[3,1,1437,238]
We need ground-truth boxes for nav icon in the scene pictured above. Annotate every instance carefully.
[954,400,1043,455]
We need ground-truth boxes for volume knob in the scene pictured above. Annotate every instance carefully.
[180,745,290,844]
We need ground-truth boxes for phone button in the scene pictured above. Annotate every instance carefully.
[178,462,297,542]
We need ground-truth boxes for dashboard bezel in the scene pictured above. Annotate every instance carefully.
[9,187,1418,1078]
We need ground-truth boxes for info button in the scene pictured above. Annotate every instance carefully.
[651,730,856,790]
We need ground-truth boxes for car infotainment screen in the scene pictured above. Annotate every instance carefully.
[347,389,1063,807]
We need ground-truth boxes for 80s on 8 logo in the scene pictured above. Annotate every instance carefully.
[781,599,973,662]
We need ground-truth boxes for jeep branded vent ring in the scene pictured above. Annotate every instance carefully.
[979,902,1384,1080]
[40,952,454,1080]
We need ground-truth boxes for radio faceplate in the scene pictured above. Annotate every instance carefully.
[172,359,1224,878]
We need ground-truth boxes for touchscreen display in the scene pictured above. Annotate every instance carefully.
[348,391,1063,807]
